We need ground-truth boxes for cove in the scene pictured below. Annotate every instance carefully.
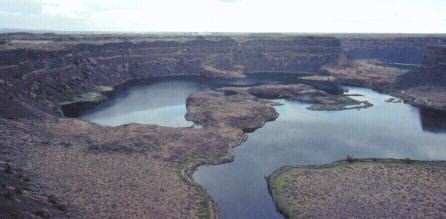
[79,77,212,127]
[78,77,446,219]
[77,74,304,126]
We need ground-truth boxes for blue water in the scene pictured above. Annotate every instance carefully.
[79,77,446,219]
[193,86,446,219]
[79,74,299,127]
[79,78,212,127]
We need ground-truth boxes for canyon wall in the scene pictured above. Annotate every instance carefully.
[397,45,446,88]
[391,45,446,111]
[2,33,446,119]
[341,37,446,64]
[0,35,342,118]
[424,45,446,66]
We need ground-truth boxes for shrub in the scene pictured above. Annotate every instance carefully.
[48,195,57,205]
[403,157,413,164]
[55,203,67,212]
[346,155,355,163]
[10,213,20,219]
[33,210,46,217]
[4,163,12,174]
[3,191,13,200]
[48,195,67,212]
[14,187,22,194]
[15,172,23,179]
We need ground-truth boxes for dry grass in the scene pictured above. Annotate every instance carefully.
[269,159,446,218]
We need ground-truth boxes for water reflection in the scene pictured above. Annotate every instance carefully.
[79,74,312,127]
[419,107,446,133]
[79,77,212,127]
[78,76,446,219]
[194,87,446,219]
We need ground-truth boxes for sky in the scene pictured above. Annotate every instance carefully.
[1,0,446,33]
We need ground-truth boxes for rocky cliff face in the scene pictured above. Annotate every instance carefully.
[424,45,446,66]
[397,46,446,88]
[0,35,343,118]
[341,37,446,64]
[392,46,446,110]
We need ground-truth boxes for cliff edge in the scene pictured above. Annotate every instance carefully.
[393,46,446,110]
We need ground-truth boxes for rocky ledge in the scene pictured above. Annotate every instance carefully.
[60,86,114,117]
[268,158,446,218]
[218,84,373,111]
[322,59,410,89]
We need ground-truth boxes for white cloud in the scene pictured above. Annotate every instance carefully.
[0,0,445,33]
[41,0,90,19]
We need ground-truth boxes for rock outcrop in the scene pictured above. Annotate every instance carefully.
[322,59,410,89]
[424,45,446,66]
[340,36,446,64]
[393,46,446,110]
[397,46,446,87]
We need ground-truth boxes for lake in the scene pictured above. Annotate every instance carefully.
[79,76,446,219]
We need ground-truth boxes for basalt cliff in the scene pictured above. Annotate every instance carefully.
[340,36,446,64]
[392,45,446,110]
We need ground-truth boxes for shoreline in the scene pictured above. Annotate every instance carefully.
[44,74,445,218]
